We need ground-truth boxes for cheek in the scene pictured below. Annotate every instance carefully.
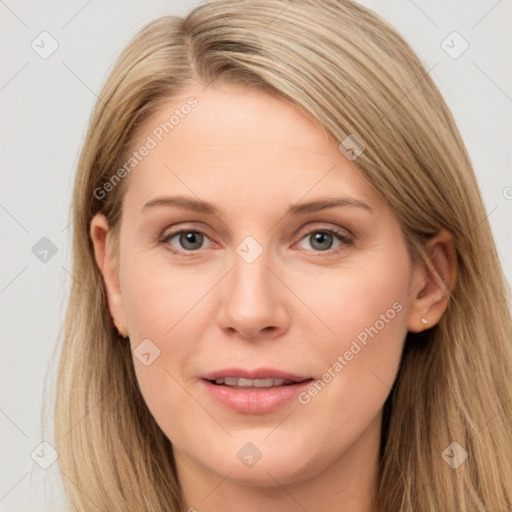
[294,247,410,428]
[291,247,410,344]
[123,267,200,440]
[119,251,218,432]
[121,249,206,339]
[328,263,408,348]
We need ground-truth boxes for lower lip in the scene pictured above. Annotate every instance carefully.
[201,379,312,414]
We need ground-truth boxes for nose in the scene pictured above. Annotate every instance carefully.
[217,250,290,340]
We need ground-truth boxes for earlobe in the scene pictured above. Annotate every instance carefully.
[407,229,457,333]
[90,213,128,338]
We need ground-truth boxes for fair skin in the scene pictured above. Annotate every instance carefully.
[91,83,456,512]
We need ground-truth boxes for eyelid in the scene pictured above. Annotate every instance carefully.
[159,221,213,239]
[294,222,353,241]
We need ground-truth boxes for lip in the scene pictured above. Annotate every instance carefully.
[201,367,309,382]
[200,367,313,414]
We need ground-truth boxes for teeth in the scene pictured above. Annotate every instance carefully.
[213,377,290,387]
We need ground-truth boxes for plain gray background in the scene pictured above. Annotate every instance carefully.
[1,1,511,510]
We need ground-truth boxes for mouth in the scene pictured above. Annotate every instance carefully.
[200,368,314,414]
[208,376,309,389]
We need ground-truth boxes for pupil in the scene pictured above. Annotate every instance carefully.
[180,232,203,250]
[311,232,332,251]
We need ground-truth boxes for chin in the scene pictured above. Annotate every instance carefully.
[201,434,329,487]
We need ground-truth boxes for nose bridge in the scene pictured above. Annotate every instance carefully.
[218,242,289,338]
[232,252,272,301]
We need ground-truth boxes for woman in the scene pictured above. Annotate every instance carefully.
[53,0,512,510]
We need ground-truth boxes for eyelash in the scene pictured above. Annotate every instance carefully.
[157,226,354,256]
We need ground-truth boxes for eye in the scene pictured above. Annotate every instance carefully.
[297,229,352,253]
[163,230,210,251]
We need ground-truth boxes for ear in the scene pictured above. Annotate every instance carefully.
[90,213,128,338]
[407,229,457,332]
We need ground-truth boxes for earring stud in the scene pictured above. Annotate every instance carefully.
[113,318,129,338]
[421,317,428,325]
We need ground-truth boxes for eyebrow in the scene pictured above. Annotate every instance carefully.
[140,195,373,216]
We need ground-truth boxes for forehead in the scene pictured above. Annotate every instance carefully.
[138,84,330,157]
[121,83,384,214]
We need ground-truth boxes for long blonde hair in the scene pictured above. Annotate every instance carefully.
[53,1,512,510]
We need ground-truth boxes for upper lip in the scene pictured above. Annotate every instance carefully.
[201,368,311,383]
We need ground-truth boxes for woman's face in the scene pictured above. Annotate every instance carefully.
[94,83,420,494]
